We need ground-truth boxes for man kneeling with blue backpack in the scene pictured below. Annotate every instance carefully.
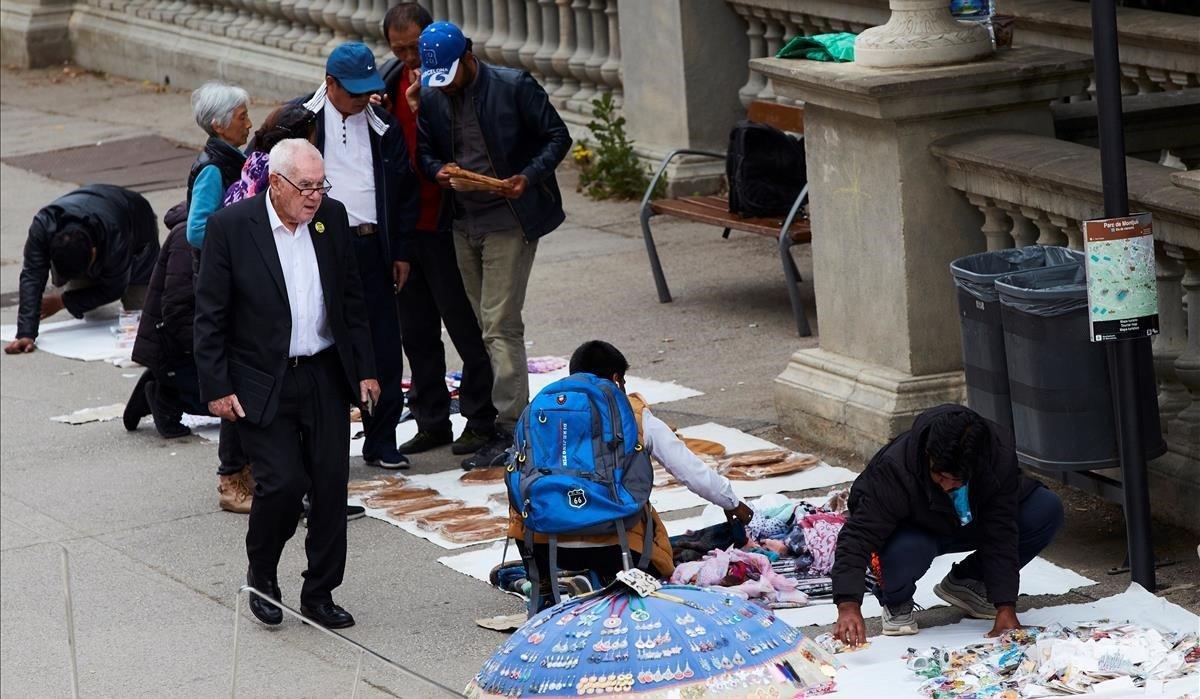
[505,340,754,614]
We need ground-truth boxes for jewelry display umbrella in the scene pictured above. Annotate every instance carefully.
[466,572,841,697]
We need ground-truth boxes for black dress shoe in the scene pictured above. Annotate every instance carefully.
[246,572,282,626]
[300,602,355,629]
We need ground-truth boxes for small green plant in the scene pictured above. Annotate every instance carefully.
[576,92,665,201]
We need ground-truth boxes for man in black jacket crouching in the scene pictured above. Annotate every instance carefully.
[832,405,1064,644]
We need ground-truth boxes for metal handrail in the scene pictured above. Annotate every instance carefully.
[230,586,463,698]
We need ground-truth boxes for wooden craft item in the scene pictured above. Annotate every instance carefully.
[385,496,460,516]
[363,487,439,508]
[682,437,726,457]
[444,164,506,191]
[725,453,820,480]
[347,479,388,495]
[459,466,507,484]
[415,507,495,530]
[388,502,463,521]
[441,517,509,544]
[719,448,792,469]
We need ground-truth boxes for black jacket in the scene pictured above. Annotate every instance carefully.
[831,405,1041,607]
[295,91,418,263]
[187,137,246,207]
[193,193,376,426]
[132,201,193,373]
[417,60,571,241]
[17,184,159,339]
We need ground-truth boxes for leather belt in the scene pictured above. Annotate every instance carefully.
[288,348,334,368]
[355,223,377,237]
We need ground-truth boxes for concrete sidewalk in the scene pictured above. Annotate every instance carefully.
[1,66,1196,697]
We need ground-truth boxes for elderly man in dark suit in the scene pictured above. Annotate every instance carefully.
[194,138,379,629]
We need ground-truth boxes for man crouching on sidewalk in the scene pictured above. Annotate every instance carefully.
[832,405,1064,645]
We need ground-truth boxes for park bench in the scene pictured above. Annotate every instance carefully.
[638,100,812,337]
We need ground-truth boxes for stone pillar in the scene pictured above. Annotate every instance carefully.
[855,0,991,68]
[618,0,748,195]
[1,0,73,67]
[751,48,1092,458]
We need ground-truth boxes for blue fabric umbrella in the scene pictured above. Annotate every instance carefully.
[466,583,840,697]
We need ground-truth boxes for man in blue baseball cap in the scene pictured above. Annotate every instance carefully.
[416,22,572,471]
[291,42,419,477]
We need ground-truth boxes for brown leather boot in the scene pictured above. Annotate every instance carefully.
[217,469,253,514]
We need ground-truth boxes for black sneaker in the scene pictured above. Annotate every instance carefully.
[362,447,410,470]
[451,428,494,455]
[145,382,190,439]
[460,432,513,471]
[397,428,453,454]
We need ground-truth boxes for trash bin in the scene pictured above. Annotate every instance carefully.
[950,246,1082,432]
[995,264,1166,471]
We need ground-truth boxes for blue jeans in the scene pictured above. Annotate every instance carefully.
[874,486,1064,606]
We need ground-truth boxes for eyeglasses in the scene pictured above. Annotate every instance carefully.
[278,173,332,197]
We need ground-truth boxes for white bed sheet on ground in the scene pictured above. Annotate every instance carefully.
[831,583,1196,698]
[775,552,1097,627]
[2,315,132,362]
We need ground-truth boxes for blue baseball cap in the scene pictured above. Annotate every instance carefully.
[326,42,385,95]
[419,22,467,88]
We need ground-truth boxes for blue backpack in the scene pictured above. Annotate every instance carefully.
[505,373,655,612]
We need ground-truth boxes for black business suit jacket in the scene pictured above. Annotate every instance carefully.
[193,192,376,426]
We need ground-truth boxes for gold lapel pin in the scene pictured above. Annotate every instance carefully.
[314,221,326,234]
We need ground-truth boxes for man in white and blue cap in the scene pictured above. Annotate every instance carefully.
[294,42,418,473]
[415,22,572,471]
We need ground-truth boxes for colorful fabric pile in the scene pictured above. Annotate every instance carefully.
[904,621,1199,698]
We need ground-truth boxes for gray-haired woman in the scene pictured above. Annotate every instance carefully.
[185,81,251,249]
[180,81,255,515]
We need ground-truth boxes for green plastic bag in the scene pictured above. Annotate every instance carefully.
[776,32,857,63]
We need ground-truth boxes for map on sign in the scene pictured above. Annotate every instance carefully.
[1083,213,1159,342]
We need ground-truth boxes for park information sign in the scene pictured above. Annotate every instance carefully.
[1083,213,1159,342]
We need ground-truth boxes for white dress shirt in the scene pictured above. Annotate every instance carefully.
[266,193,334,358]
[642,408,741,510]
[322,101,377,227]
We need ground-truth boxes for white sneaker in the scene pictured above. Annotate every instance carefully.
[881,600,920,636]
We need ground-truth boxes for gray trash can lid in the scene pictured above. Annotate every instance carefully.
[950,245,1082,283]
[951,246,1083,303]
[996,263,1088,317]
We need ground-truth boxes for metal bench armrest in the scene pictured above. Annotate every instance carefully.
[638,149,725,214]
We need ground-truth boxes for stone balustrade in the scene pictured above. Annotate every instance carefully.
[60,0,620,122]
[932,130,1200,530]
[726,0,1200,106]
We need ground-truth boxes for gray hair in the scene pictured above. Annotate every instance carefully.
[268,138,323,178]
[191,81,249,137]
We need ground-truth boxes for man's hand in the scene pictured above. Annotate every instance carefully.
[4,337,36,354]
[368,93,390,109]
[500,174,528,199]
[833,601,867,647]
[392,261,411,292]
[435,163,459,188]
[40,294,65,319]
[209,393,246,422]
[985,605,1021,638]
[360,379,381,407]
[405,68,421,113]
[724,501,754,525]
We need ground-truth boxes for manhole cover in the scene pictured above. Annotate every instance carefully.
[2,135,199,193]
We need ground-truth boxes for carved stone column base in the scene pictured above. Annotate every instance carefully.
[855,0,992,69]
[1,0,73,67]
[774,348,965,460]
